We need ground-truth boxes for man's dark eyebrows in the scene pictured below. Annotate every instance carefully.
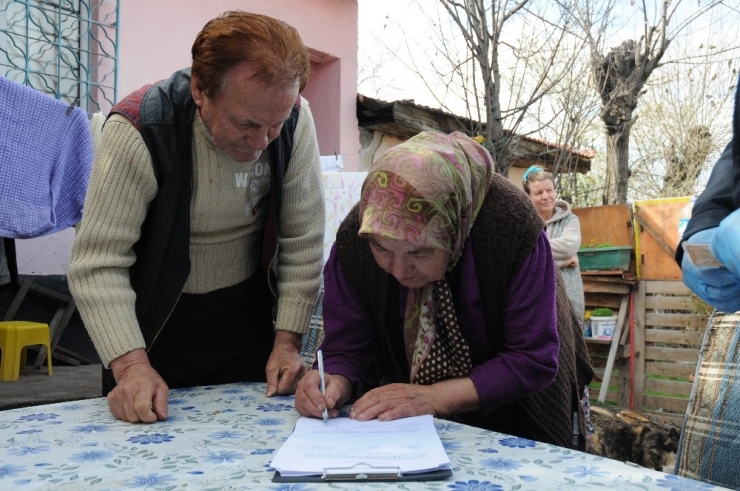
[231,115,258,126]
[234,115,291,126]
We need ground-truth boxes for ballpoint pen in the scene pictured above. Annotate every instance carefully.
[316,349,329,424]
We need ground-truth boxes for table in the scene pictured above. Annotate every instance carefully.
[0,382,726,490]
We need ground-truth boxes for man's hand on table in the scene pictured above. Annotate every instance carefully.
[265,330,307,397]
[109,349,169,423]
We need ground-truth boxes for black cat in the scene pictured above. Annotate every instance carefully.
[589,423,680,472]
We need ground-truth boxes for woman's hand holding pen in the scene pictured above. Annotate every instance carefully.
[295,369,352,419]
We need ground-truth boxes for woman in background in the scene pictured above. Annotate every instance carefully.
[523,165,594,445]
[523,166,585,325]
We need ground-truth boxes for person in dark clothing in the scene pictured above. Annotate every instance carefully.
[677,141,740,312]
[673,75,740,488]
[295,131,593,450]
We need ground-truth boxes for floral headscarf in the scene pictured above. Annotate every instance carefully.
[358,131,494,384]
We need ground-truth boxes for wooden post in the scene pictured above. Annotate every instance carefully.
[632,281,646,411]
[598,294,630,403]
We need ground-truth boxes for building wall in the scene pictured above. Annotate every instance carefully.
[117,0,360,170]
[16,0,360,275]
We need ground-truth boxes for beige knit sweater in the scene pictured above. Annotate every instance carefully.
[68,98,325,367]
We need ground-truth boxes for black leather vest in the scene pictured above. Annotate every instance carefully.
[109,68,299,347]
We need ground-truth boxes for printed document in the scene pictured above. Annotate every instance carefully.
[270,415,451,477]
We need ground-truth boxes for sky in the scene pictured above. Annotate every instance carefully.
[357,0,740,108]
[356,0,740,198]
[357,0,430,103]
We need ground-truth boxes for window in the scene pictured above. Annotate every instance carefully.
[0,0,118,113]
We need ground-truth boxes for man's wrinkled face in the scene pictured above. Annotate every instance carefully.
[192,63,298,162]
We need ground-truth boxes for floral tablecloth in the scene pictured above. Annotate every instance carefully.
[0,383,726,490]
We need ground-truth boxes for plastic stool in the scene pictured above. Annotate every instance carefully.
[0,321,53,381]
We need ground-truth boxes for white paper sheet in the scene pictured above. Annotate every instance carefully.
[269,415,451,477]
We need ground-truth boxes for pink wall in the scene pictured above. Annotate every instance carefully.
[117,0,360,169]
[304,58,342,157]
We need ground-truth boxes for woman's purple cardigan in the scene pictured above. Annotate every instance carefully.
[319,230,560,415]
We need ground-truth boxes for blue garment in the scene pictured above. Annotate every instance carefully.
[0,76,93,238]
[676,77,740,312]
[675,72,740,489]
[681,229,740,313]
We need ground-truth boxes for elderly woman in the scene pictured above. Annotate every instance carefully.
[523,166,585,324]
[295,131,592,450]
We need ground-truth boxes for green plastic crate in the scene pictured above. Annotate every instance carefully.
[577,246,632,271]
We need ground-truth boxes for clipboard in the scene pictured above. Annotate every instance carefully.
[272,463,453,482]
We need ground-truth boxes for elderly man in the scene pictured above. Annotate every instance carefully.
[69,11,324,423]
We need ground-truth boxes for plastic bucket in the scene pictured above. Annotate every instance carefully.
[590,316,617,340]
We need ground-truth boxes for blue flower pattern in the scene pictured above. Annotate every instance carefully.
[443,441,462,452]
[0,463,25,479]
[656,474,717,490]
[256,402,294,412]
[251,448,275,455]
[69,450,114,462]
[0,383,722,490]
[126,433,174,445]
[498,436,537,448]
[208,430,244,440]
[565,464,611,479]
[7,445,49,456]
[268,483,316,491]
[125,473,176,487]
[478,448,499,453]
[480,457,522,471]
[70,424,111,433]
[255,418,287,426]
[202,450,245,464]
[18,413,58,422]
[448,480,503,491]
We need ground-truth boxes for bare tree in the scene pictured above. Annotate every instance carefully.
[661,125,713,195]
[569,0,731,204]
[357,28,405,100]
[381,0,589,175]
[629,32,738,200]
[527,51,603,204]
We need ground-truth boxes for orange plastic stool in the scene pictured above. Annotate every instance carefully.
[0,321,53,381]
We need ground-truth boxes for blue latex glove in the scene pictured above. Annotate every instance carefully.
[682,228,740,313]
[711,208,740,278]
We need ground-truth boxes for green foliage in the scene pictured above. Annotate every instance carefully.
[591,307,614,317]
[579,240,614,250]
[580,240,614,249]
